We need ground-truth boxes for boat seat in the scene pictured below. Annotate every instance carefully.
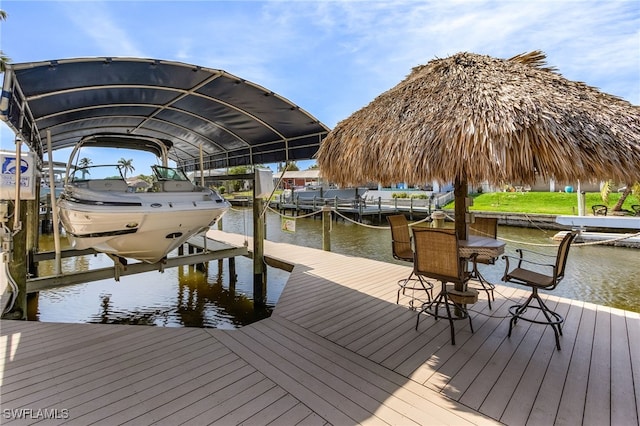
[87,179,128,192]
[159,180,195,192]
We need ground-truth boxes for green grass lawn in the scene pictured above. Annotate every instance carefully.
[444,192,639,215]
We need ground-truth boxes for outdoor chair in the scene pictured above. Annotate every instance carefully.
[502,231,578,350]
[469,217,498,308]
[592,204,608,216]
[387,215,433,308]
[413,228,479,345]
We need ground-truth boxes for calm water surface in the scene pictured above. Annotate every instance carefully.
[31,207,640,326]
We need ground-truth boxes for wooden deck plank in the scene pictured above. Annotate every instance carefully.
[25,334,229,421]
[297,280,393,332]
[420,288,515,409]
[160,376,277,425]
[583,304,612,426]
[205,385,292,425]
[0,320,128,364]
[1,325,159,393]
[323,299,410,344]
[517,299,584,426]
[484,297,569,424]
[119,368,263,425]
[211,328,344,425]
[275,272,377,322]
[2,330,213,407]
[264,403,320,426]
[372,285,494,368]
[417,291,521,391]
[76,347,240,424]
[609,307,638,426]
[223,324,393,425]
[342,306,416,354]
[243,320,424,426]
[239,394,302,426]
[546,301,597,425]
[94,356,247,425]
[295,412,331,426]
[626,310,640,424]
[434,300,530,399]
[265,314,496,426]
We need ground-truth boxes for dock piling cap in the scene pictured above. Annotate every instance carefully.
[431,210,446,220]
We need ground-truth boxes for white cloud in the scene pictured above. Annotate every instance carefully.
[60,1,145,57]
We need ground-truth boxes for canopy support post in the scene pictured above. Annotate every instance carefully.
[253,183,266,308]
[46,130,62,274]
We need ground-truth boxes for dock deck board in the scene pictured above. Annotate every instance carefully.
[1,229,638,425]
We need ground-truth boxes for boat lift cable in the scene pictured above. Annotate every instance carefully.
[2,262,18,314]
[1,218,18,314]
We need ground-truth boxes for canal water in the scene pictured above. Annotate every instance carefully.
[30,207,639,327]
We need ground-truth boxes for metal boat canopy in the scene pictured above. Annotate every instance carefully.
[0,57,330,170]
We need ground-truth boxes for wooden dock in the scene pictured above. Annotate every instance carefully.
[1,230,638,425]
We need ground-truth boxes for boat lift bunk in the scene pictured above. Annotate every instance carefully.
[26,235,248,293]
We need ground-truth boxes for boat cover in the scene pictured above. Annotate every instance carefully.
[0,58,330,170]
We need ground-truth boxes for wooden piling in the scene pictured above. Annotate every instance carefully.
[253,196,266,307]
[322,205,331,251]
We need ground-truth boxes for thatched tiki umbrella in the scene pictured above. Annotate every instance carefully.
[317,51,640,240]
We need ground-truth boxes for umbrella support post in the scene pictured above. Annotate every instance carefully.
[454,177,468,243]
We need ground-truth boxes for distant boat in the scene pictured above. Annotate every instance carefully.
[57,135,230,263]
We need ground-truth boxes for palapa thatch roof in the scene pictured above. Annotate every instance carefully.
[317,51,640,188]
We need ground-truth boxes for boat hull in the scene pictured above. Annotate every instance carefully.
[58,189,229,263]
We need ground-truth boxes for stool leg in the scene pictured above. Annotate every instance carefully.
[442,291,456,345]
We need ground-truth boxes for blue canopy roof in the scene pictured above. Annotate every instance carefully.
[1,57,329,170]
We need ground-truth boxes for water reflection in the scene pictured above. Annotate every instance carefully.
[30,233,285,327]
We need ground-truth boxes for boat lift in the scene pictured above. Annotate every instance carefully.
[0,58,330,319]
[1,144,273,319]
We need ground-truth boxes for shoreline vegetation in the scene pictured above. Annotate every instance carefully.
[459,191,638,215]
[227,190,639,217]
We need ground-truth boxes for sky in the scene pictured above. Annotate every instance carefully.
[0,0,638,172]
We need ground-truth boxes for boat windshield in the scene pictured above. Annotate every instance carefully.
[152,166,190,181]
[69,165,126,182]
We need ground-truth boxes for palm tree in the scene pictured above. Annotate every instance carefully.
[78,157,92,179]
[600,180,640,212]
[78,157,92,168]
[0,10,10,72]
[117,157,135,178]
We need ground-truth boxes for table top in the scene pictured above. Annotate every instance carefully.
[459,235,505,257]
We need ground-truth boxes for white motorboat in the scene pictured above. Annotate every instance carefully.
[57,135,230,263]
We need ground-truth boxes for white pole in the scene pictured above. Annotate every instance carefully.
[12,137,22,233]
[577,180,585,216]
[46,130,62,274]
[199,144,205,187]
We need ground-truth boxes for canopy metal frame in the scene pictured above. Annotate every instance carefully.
[1,57,329,170]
